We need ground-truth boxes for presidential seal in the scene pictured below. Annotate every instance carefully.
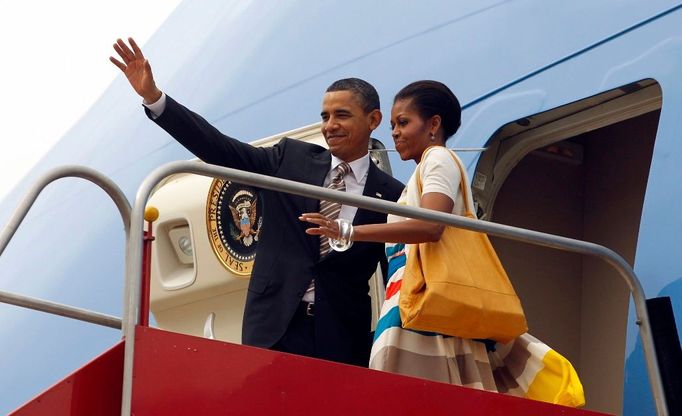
[206,179,263,276]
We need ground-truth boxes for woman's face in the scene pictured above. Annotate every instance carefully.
[390,98,432,162]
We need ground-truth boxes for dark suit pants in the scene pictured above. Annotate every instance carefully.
[271,302,315,358]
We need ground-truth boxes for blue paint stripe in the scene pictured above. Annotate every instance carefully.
[463,3,682,110]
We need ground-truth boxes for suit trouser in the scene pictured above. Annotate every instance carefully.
[271,302,315,358]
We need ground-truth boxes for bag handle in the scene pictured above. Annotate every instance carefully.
[416,146,476,218]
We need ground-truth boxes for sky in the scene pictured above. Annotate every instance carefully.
[0,0,182,202]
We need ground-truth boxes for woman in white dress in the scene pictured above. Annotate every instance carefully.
[301,81,584,406]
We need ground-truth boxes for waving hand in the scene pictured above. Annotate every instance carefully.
[110,37,162,103]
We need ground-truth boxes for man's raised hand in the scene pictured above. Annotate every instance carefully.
[110,37,162,104]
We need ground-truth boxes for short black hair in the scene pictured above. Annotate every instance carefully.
[326,78,380,113]
[394,80,462,141]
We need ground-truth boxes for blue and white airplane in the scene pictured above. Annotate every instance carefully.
[1,1,681,414]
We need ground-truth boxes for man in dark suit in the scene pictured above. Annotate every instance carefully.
[111,38,403,367]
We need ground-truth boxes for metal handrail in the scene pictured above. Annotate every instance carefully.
[0,290,121,329]
[0,165,131,329]
[122,160,667,416]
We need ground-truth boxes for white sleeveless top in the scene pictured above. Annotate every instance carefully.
[387,146,474,225]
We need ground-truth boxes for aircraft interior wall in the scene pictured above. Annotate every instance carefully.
[487,110,658,415]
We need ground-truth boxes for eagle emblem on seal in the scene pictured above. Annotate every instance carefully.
[228,191,260,246]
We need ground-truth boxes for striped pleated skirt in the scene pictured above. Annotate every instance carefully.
[369,243,585,407]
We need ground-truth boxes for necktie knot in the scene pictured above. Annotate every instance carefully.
[332,162,351,184]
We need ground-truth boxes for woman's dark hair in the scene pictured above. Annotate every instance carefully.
[394,80,461,141]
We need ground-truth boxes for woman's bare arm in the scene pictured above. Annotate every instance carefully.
[300,191,454,244]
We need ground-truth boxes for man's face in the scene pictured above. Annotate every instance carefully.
[320,90,381,162]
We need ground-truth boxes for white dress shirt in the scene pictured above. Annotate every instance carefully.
[143,92,167,118]
[303,155,368,303]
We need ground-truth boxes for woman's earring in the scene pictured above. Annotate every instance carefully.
[429,133,435,141]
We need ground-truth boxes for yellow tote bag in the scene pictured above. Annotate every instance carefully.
[399,147,527,343]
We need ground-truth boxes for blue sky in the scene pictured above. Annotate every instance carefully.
[0,1,180,412]
[0,0,181,201]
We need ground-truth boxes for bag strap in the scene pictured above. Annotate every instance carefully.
[416,146,476,218]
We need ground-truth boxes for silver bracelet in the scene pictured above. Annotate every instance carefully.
[329,218,354,252]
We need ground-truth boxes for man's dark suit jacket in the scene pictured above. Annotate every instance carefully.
[148,96,404,366]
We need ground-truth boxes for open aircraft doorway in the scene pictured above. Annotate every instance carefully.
[472,80,661,415]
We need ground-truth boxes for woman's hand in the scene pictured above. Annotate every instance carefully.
[299,213,340,239]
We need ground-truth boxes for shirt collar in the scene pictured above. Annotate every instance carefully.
[330,153,370,181]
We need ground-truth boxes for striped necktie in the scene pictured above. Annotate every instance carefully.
[303,162,352,303]
[319,162,351,256]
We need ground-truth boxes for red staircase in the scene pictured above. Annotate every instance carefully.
[11,326,608,415]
